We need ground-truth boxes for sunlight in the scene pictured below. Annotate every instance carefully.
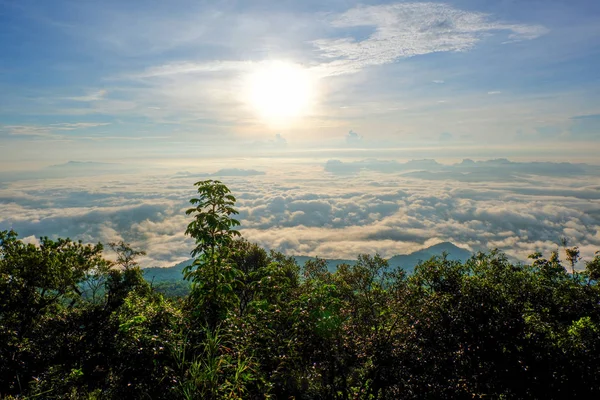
[246,61,315,124]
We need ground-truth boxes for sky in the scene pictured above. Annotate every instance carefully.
[1,0,600,266]
[1,0,599,166]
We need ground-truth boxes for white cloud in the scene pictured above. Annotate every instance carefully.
[1,125,57,137]
[312,2,548,76]
[51,122,111,130]
[65,90,107,102]
[125,61,253,79]
[2,159,598,268]
[0,123,111,140]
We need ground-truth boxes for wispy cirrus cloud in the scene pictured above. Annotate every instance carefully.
[52,122,111,130]
[4,0,598,166]
[1,125,57,138]
[1,122,110,138]
[116,2,549,81]
[64,90,108,102]
[312,2,548,76]
[124,61,255,80]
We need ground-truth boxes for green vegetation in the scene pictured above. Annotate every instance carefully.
[2,180,600,399]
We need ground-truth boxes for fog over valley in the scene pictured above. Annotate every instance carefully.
[2,156,599,268]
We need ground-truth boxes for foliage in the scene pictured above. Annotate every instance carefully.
[184,180,241,330]
[153,280,191,298]
[3,181,600,399]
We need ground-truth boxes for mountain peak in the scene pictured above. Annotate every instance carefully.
[424,241,463,252]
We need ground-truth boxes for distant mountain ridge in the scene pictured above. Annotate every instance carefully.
[143,242,472,282]
[324,158,600,180]
[293,242,470,274]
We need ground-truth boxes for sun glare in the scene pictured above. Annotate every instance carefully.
[246,61,314,123]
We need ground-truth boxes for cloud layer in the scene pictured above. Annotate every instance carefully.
[313,2,548,76]
[1,158,599,268]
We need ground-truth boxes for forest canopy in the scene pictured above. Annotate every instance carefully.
[2,180,600,399]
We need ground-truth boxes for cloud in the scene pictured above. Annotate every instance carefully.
[65,90,107,102]
[1,122,111,139]
[524,114,600,142]
[273,133,287,147]
[211,169,266,177]
[432,80,445,84]
[1,125,57,138]
[250,134,288,149]
[312,2,548,76]
[346,130,363,145]
[51,123,111,130]
[239,176,600,262]
[487,91,502,95]
[2,158,599,268]
[124,61,253,79]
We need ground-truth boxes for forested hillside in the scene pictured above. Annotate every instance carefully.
[143,241,471,297]
[2,180,600,399]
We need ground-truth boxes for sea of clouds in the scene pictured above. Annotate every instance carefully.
[1,158,599,268]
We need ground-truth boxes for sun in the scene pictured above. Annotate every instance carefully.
[246,61,314,123]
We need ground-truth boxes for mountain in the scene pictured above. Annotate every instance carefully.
[388,242,471,273]
[142,242,472,282]
[144,259,192,282]
[324,158,600,179]
[294,242,470,274]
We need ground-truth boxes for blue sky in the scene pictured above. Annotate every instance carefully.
[1,0,600,167]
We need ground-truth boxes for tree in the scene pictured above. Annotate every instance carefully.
[105,241,151,310]
[109,240,146,270]
[585,251,600,283]
[0,230,106,395]
[184,180,241,330]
